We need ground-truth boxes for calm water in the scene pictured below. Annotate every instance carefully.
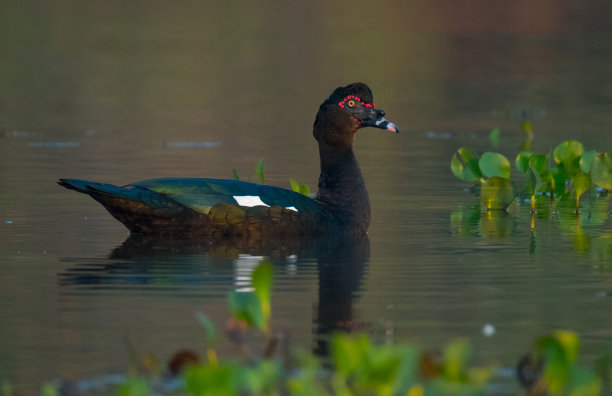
[1,1,612,393]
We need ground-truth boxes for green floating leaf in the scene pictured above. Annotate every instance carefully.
[591,153,612,190]
[451,147,482,182]
[554,141,584,177]
[479,152,511,179]
[195,312,217,347]
[530,154,549,175]
[526,164,544,196]
[580,150,599,174]
[252,261,273,323]
[255,159,265,184]
[481,176,515,210]
[489,128,500,147]
[515,151,533,173]
[554,140,584,164]
[572,171,591,200]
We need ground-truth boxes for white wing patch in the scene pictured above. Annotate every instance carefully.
[233,195,270,207]
[233,196,300,212]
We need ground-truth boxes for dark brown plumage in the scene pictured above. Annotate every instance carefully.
[58,82,398,237]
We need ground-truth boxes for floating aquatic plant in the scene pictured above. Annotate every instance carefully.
[451,147,515,210]
[453,135,611,214]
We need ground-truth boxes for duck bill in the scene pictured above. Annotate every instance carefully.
[368,118,399,133]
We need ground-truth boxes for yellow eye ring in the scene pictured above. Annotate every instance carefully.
[347,100,356,107]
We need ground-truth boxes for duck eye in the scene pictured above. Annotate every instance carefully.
[347,100,356,107]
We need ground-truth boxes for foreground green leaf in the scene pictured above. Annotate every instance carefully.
[252,261,273,325]
[442,338,471,383]
[227,291,266,331]
[184,363,241,396]
[117,377,149,396]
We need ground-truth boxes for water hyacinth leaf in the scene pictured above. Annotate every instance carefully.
[451,147,482,182]
[195,312,217,347]
[529,154,549,175]
[479,152,511,179]
[252,261,273,323]
[580,150,598,174]
[554,141,584,176]
[591,153,612,190]
[481,176,515,210]
[551,168,568,196]
[489,128,500,147]
[572,171,591,200]
[554,140,584,164]
[527,164,544,195]
[515,151,533,173]
[255,159,265,184]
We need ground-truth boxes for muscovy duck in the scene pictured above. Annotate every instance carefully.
[58,82,398,237]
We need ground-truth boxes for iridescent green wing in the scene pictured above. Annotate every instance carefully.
[130,178,320,215]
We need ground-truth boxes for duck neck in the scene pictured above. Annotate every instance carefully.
[316,143,370,232]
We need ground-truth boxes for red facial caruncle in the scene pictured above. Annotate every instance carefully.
[337,95,375,109]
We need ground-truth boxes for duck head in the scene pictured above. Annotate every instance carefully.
[314,82,399,148]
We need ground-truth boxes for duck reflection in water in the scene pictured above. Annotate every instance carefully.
[59,233,369,360]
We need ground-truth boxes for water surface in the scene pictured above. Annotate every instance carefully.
[1,1,611,393]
